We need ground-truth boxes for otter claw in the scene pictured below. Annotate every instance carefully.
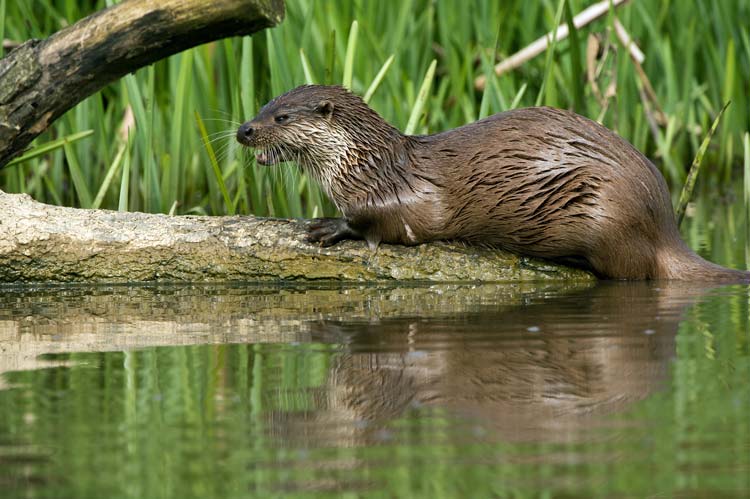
[306,218,360,246]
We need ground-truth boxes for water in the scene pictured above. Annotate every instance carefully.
[1,280,748,498]
[1,182,749,498]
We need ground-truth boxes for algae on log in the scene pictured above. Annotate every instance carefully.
[0,191,593,283]
[0,0,285,167]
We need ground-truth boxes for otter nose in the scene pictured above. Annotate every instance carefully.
[236,122,254,144]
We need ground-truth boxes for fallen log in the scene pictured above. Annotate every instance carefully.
[0,190,593,283]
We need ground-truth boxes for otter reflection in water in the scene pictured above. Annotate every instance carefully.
[266,282,718,445]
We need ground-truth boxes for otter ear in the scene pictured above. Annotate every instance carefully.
[314,100,334,118]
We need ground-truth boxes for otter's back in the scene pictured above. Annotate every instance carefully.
[418,107,678,276]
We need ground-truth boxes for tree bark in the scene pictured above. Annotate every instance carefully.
[0,190,593,283]
[0,0,284,167]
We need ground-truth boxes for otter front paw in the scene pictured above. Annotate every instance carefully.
[306,218,361,246]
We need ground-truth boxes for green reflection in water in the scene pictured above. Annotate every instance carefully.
[0,281,748,498]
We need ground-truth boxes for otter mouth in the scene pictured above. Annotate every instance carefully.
[254,149,274,166]
[254,148,286,166]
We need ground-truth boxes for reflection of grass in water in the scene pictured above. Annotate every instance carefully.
[668,290,750,495]
[0,343,336,497]
[745,133,750,270]
[1,1,748,224]
[0,296,748,496]
[683,180,748,271]
[0,282,750,497]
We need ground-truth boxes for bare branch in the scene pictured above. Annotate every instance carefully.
[475,0,633,91]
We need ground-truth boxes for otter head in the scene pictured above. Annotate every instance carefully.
[236,85,356,169]
[237,85,406,206]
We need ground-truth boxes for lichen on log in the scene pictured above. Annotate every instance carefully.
[0,190,593,284]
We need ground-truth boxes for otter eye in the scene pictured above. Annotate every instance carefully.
[274,114,290,123]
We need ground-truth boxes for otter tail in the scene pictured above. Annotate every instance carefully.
[660,241,750,282]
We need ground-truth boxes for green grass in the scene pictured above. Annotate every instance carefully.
[1,0,749,221]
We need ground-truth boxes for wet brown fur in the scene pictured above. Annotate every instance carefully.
[238,85,749,281]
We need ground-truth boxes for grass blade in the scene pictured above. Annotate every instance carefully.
[63,142,93,208]
[118,134,132,212]
[509,83,528,110]
[325,29,336,85]
[0,0,6,59]
[195,111,234,215]
[92,142,126,209]
[405,59,437,135]
[299,48,315,84]
[744,132,749,270]
[720,39,736,179]
[675,101,730,227]
[564,0,585,114]
[343,20,358,89]
[535,0,567,107]
[240,36,255,118]
[167,50,194,210]
[4,130,94,168]
[363,55,394,104]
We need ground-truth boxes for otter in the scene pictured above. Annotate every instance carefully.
[236,85,749,281]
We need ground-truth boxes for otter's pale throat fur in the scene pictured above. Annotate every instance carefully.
[237,85,749,281]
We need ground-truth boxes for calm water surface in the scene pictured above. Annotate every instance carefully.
[0,279,748,498]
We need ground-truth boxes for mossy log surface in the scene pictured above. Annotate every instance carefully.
[0,190,594,284]
[0,0,285,167]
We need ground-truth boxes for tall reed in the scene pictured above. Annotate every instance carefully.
[1,0,748,221]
